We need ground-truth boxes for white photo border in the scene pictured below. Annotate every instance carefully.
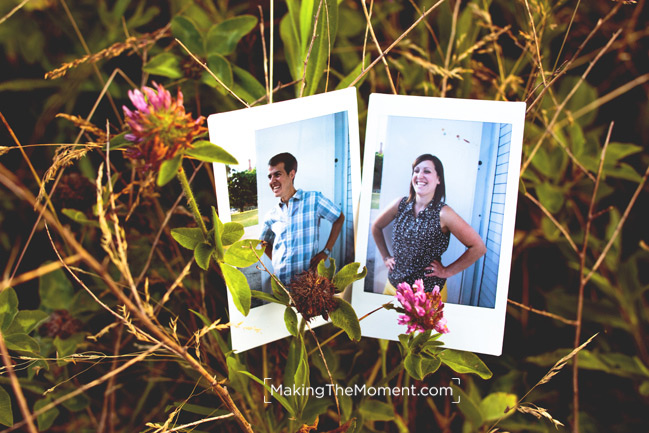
[208,88,361,353]
[352,94,525,356]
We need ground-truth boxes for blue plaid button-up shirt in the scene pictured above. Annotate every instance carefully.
[261,189,341,285]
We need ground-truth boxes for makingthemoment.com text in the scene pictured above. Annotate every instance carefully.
[263,379,454,401]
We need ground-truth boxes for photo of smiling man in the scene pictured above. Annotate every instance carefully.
[261,152,345,286]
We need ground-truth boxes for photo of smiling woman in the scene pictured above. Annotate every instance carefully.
[371,154,486,297]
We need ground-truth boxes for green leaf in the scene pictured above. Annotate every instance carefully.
[335,54,371,90]
[59,392,90,412]
[317,257,335,279]
[157,154,182,187]
[329,298,360,341]
[293,339,310,415]
[212,207,225,262]
[271,277,290,304]
[531,145,566,179]
[561,76,598,127]
[332,263,367,293]
[303,0,338,96]
[451,383,483,427]
[165,401,230,417]
[220,263,251,316]
[479,392,517,422]
[185,140,238,164]
[4,334,41,355]
[639,381,649,397]
[409,329,433,350]
[535,183,565,214]
[302,397,333,425]
[0,386,13,427]
[206,15,258,56]
[0,78,59,92]
[232,65,266,103]
[143,52,183,79]
[221,222,244,246]
[279,15,300,83]
[359,400,394,421]
[251,289,288,306]
[285,307,298,336]
[224,239,264,268]
[109,131,130,150]
[54,333,85,359]
[202,54,233,89]
[6,310,48,335]
[34,397,59,431]
[605,142,643,164]
[171,227,205,250]
[439,350,492,379]
[61,208,99,227]
[194,242,214,270]
[171,15,205,56]
[170,403,230,417]
[527,349,649,379]
[237,369,296,417]
[404,352,425,380]
[39,268,75,311]
[404,352,441,381]
[0,287,18,331]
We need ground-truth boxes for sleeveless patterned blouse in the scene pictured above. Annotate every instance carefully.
[388,197,450,292]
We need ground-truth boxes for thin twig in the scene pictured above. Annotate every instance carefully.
[2,344,163,433]
[164,413,235,432]
[258,6,271,103]
[524,191,579,254]
[0,164,254,433]
[488,334,598,433]
[175,38,250,108]
[135,165,200,287]
[299,0,325,97]
[584,161,649,283]
[547,127,596,182]
[306,304,385,357]
[561,72,649,126]
[250,79,302,106]
[520,29,622,175]
[0,0,32,25]
[440,0,460,97]
[59,0,121,123]
[0,331,38,433]
[360,0,398,94]
[551,0,581,73]
[523,0,548,89]
[270,0,274,104]
[525,4,621,113]
[572,122,613,433]
[44,222,163,346]
[248,244,342,423]
[0,253,82,290]
[349,0,447,88]
[507,299,577,326]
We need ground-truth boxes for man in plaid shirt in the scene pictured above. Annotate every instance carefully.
[261,152,345,286]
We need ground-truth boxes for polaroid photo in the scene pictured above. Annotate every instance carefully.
[352,94,525,356]
[208,88,361,352]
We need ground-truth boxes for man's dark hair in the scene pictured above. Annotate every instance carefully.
[268,152,298,174]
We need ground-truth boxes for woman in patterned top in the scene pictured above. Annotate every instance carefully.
[371,154,486,293]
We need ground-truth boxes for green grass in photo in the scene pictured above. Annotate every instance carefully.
[231,209,258,227]
[371,192,380,209]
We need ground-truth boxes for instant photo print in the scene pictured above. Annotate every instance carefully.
[208,88,361,352]
[352,94,525,356]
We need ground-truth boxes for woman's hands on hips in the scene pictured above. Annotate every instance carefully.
[425,260,449,279]
[383,255,396,271]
